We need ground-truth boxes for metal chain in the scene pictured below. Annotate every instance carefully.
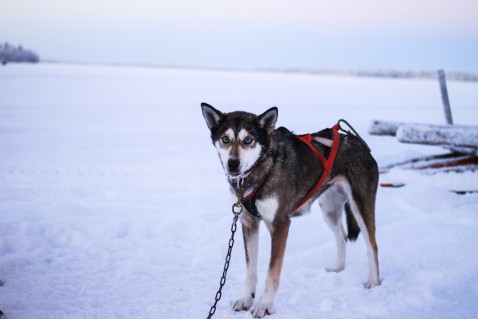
[206,199,243,319]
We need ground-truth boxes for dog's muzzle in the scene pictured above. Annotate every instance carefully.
[227,158,241,176]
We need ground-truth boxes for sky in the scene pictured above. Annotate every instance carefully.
[2,0,478,72]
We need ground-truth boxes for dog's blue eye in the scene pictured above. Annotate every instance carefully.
[244,137,253,145]
[222,136,230,144]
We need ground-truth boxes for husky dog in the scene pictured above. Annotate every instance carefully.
[201,103,380,318]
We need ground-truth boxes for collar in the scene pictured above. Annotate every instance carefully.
[239,162,275,218]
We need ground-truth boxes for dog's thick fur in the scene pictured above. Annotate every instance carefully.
[201,103,380,318]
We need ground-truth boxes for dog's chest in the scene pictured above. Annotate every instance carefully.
[254,196,278,224]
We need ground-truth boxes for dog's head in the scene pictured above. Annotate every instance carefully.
[201,103,278,179]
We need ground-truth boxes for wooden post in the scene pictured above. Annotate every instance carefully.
[438,69,453,125]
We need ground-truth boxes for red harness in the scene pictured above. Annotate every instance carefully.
[292,122,341,212]
[241,122,341,216]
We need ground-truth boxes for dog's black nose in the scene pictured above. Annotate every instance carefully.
[227,158,240,173]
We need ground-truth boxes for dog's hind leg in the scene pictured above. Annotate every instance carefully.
[341,180,380,288]
[233,216,260,311]
[319,184,348,273]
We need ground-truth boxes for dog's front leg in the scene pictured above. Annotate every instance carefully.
[233,215,260,311]
[252,217,290,318]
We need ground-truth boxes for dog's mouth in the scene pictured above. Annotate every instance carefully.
[226,167,254,180]
[227,171,244,179]
[224,158,259,181]
[229,171,240,177]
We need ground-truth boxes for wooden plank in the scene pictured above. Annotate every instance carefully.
[411,155,478,170]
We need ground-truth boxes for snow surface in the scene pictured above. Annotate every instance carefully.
[1,63,478,319]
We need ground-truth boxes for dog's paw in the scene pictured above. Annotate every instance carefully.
[232,296,254,311]
[325,265,345,273]
[251,302,275,318]
[364,278,381,289]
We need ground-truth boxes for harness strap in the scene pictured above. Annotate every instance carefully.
[240,182,263,218]
[291,122,341,212]
[297,134,327,165]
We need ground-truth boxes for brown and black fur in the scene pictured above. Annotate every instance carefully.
[201,103,380,318]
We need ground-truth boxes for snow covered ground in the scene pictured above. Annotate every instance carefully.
[1,63,477,319]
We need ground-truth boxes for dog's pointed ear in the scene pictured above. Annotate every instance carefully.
[201,102,223,130]
[257,107,278,130]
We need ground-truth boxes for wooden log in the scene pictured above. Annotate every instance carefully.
[368,120,402,136]
[396,124,478,150]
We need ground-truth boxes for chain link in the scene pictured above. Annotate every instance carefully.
[206,199,243,319]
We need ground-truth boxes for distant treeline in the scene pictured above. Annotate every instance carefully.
[1,42,40,64]
[340,69,478,82]
[259,68,478,82]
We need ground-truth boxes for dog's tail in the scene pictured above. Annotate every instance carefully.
[345,202,360,241]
